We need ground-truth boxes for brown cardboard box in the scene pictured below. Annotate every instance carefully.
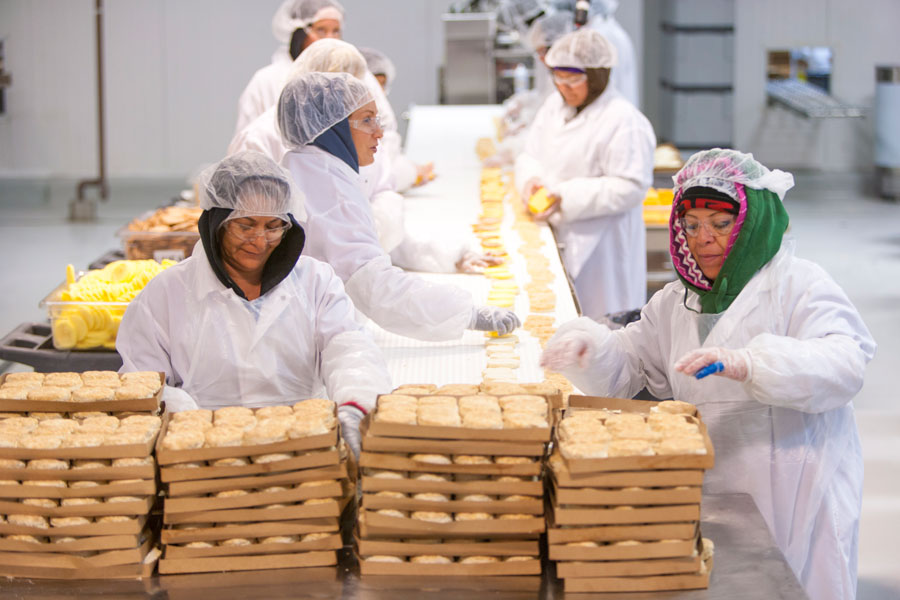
[157,549,337,574]
[547,522,698,544]
[362,494,542,515]
[366,407,551,443]
[549,499,700,526]
[555,554,701,578]
[358,557,541,577]
[0,515,146,538]
[356,537,539,558]
[164,482,342,514]
[359,452,540,478]
[163,532,342,558]
[163,499,341,525]
[549,535,698,562]
[549,451,704,488]
[0,372,163,414]
[361,474,542,497]
[359,509,544,539]
[165,463,346,497]
[161,519,338,545]
[562,557,712,592]
[159,450,340,483]
[550,478,702,506]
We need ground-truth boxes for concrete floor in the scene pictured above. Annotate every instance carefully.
[0,173,898,597]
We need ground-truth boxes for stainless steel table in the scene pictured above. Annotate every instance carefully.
[0,493,806,599]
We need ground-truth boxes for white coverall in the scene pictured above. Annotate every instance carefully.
[551,241,875,600]
[117,242,392,411]
[233,49,293,140]
[282,145,474,340]
[515,86,655,318]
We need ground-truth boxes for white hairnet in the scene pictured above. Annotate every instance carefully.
[673,148,796,202]
[288,38,367,81]
[278,72,373,148]
[545,27,618,70]
[199,151,306,222]
[271,0,344,45]
[360,47,397,86]
[527,11,575,52]
[590,0,619,17]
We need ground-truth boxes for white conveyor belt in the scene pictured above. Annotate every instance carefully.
[365,105,579,388]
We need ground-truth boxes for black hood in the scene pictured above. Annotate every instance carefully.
[198,208,306,300]
[575,67,610,115]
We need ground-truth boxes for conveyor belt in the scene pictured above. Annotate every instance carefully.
[766,79,865,118]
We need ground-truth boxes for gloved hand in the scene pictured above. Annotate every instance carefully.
[338,404,365,458]
[414,162,435,186]
[469,305,521,336]
[457,252,504,274]
[522,178,543,209]
[540,328,597,371]
[162,385,198,412]
[674,347,753,382]
[532,193,561,221]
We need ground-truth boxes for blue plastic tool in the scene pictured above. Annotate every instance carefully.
[695,361,724,379]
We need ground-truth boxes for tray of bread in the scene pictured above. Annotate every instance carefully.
[0,371,162,414]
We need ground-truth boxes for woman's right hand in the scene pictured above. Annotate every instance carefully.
[522,178,543,208]
[540,328,597,371]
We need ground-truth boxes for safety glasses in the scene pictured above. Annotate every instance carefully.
[225,220,291,244]
[679,215,736,238]
[552,69,587,87]
[348,115,384,135]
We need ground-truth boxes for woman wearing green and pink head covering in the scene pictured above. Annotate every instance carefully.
[541,148,875,600]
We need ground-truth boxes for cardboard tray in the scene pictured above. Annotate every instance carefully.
[0,495,154,518]
[362,433,546,457]
[359,452,540,477]
[0,434,159,462]
[359,509,544,539]
[155,418,338,466]
[163,481,342,514]
[159,449,340,483]
[550,479,702,506]
[357,537,539,558]
[0,478,155,499]
[549,535,698,562]
[163,532,342,559]
[561,396,714,474]
[0,515,147,538]
[365,411,551,443]
[163,499,341,525]
[157,549,337,574]
[165,463,347,497]
[549,498,700,526]
[362,494,543,516]
[358,557,541,577]
[0,536,153,569]
[0,531,148,554]
[0,372,163,414]
[0,462,156,482]
[361,474,542,497]
[549,451,704,488]
[547,522,698,544]
[161,519,338,545]
[555,554,701,578]
[562,557,712,592]
[0,559,156,580]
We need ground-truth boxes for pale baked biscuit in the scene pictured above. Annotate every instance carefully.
[367,470,405,479]
[0,458,25,469]
[302,498,332,505]
[9,514,49,529]
[365,555,404,563]
[301,532,331,542]
[0,479,19,486]
[21,434,63,450]
[0,387,29,400]
[62,497,100,506]
[288,419,330,438]
[607,439,654,457]
[374,491,406,499]
[482,368,517,382]
[377,394,417,409]
[43,372,82,389]
[480,382,527,396]
[27,387,71,402]
[604,413,647,432]
[413,473,450,482]
[23,498,58,508]
[81,370,120,384]
[292,398,335,413]
[435,384,480,396]
[216,489,249,498]
[215,414,257,432]
[205,425,244,448]
[7,534,44,544]
[214,406,254,422]
[29,412,65,422]
[97,516,131,523]
[375,509,408,519]
[0,433,20,448]
[461,412,503,429]
[395,384,437,393]
[411,511,452,524]
[219,538,252,547]
[262,535,300,544]
[521,382,559,396]
[103,430,149,446]
[162,430,205,451]
[654,437,707,456]
[0,416,38,432]
[505,556,534,562]
[651,400,695,415]
[172,409,213,424]
[185,541,214,549]
[498,395,547,413]
[411,555,452,564]
[495,456,533,465]
[501,412,548,429]
[413,492,449,502]
[4,372,44,385]
[78,415,120,433]
[416,395,457,408]
[255,405,293,420]
[298,479,336,488]
[72,459,108,470]
[454,512,493,521]
[390,387,433,396]
[459,494,494,502]
[560,441,608,459]
[567,541,600,547]
[70,481,101,489]
[410,453,451,465]
[374,409,417,425]
[51,516,92,527]
[72,387,115,403]
[64,433,105,448]
[416,410,461,428]
[212,457,249,467]
[460,556,499,564]
[252,453,293,464]
[453,455,492,465]
[36,419,79,435]
[167,419,213,434]
[120,415,162,431]
[458,395,500,412]
[26,458,69,470]
[610,423,662,442]
[487,358,520,369]
[498,513,532,520]
[244,419,289,445]
[107,495,142,503]
[71,412,107,421]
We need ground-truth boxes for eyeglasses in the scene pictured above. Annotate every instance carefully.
[348,115,384,134]
[226,221,291,243]
[679,216,736,238]
[552,70,587,86]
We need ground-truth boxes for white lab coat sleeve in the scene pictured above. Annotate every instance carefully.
[370,189,406,254]
[344,254,474,341]
[382,130,418,193]
[389,229,478,274]
[551,124,652,222]
[316,267,392,413]
[741,268,876,414]
[117,280,181,388]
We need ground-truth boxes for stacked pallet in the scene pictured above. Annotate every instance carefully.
[547,396,716,593]
[0,370,165,579]
[355,384,553,577]
[155,399,353,575]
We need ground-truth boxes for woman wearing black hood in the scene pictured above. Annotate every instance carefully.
[116,151,390,456]
[514,28,656,321]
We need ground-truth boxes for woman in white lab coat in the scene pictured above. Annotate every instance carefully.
[117,151,390,455]
[276,72,520,341]
[514,27,655,319]
[541,149,876,600]
[233,0,344,138]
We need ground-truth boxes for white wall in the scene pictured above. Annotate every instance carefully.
[0,0,455,179]
[733,0,900,171]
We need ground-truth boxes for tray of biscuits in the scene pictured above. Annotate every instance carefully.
[546,396,715,591]
[0,401,163,579]
[155,399,353,575]
[118,206,202,262]
[0,371,162,414]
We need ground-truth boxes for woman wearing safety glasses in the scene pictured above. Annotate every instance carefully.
[540,149,876,600]
[116,151,391,455]
[514,27,655,321]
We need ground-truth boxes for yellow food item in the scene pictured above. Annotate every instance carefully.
[527,188,556,215]
[51,260,174,350]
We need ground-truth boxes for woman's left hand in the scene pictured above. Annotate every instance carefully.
[532,194,561,221]
[674,347,752,382]
[457,252,504,273]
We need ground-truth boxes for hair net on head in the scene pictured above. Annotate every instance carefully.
[527,11,574,52]
[199,151,306,222]
[359,47,396,84]
[271,0,298,45]
[673,148,795,202]
[278,72,373,148]
[288,39,367,81]
[272,0,344,45]
[590,0,619,17]
[545,28,617,70]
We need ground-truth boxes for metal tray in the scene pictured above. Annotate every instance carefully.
[0,322,122,372]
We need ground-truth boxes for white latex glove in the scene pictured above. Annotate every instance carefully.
[338,404,364,458]
[540,328,597,371]
[161,385,198,412]
[456,251,504,274]
[469,306,521,336]
[674,347,753,382]
[522,178,542,209]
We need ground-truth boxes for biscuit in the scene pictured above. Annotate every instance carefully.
[29,412,65,421]
[498,395,547,413]
[410,453,451,465]
[216,489,249,498]
[495,456,533,465]
[7,534,44,544]
[480,382,526,396]
[655,437,707,456]
[604,413,647,432]
[97,516,131,523]
[374,409,417,425]
[215,414,257,432]
[4,372,44,385]
[607,439,654,457]
[505,556,534,562]
[103,430,149,446]
[0,479,19,486]
[0,458,25,469]
[301,532,331,542]
[374,491,406,499]
[70,481,101,489]
[64,433,105,448]
[219,538,252,547]
[72,460,108,470]
[107,495,141,503]
[162,430,205,451]
[460,556,499,564]
[43,372,82,389]
[498,513,532,520]
[375,509,408,519]
[377,394,417,408]
[390,387,433,396]
[260,535,299,544]
[453,455,492,465]
[0,433,20,448]
[9,514,49,529]
[27,387,71,402]
[393,384,437,393]
[80,370,120,384]
[205,426,244,447]
[410,555,452,564]
[214,406,255,422]
[561,441,608,459]
[51,516,92,527]
[167,419,214,435]
[78,415,121,433]
[0,387,30,400]
[288,419,330,438]
[302,498,331,505]
[114,382,156,400]
[651,400,695,415]
[36,418,79,435]
[212,457,249,467]
[21,435,63,450]
[72,387,115,403]
[411,511,452,524]
[417,411,461,428]
[119,372,161,392]
[416,396,457,408]
[435,384,480,396]
[244,419,289,445]
[413,473,449,482]
[413,492,449,502]
[461,412,503,429]
[252,453,292,464]
[23,498,58,508]
[459,494,494,502]
[120,415,162,431]
[298,479,335,487]
[501,412,548,429]
[292,398,335,413]
[365,555,404,563]
[454,512,493,522]
[482,368,517,382]
[610,423,661,442]
[185,541,214,549]
[172,409,213,424]
[367,470,405,479]
[26,459,69,470]
[255,405,293,420]
[62,497,100,506]
[71,412,108,421]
